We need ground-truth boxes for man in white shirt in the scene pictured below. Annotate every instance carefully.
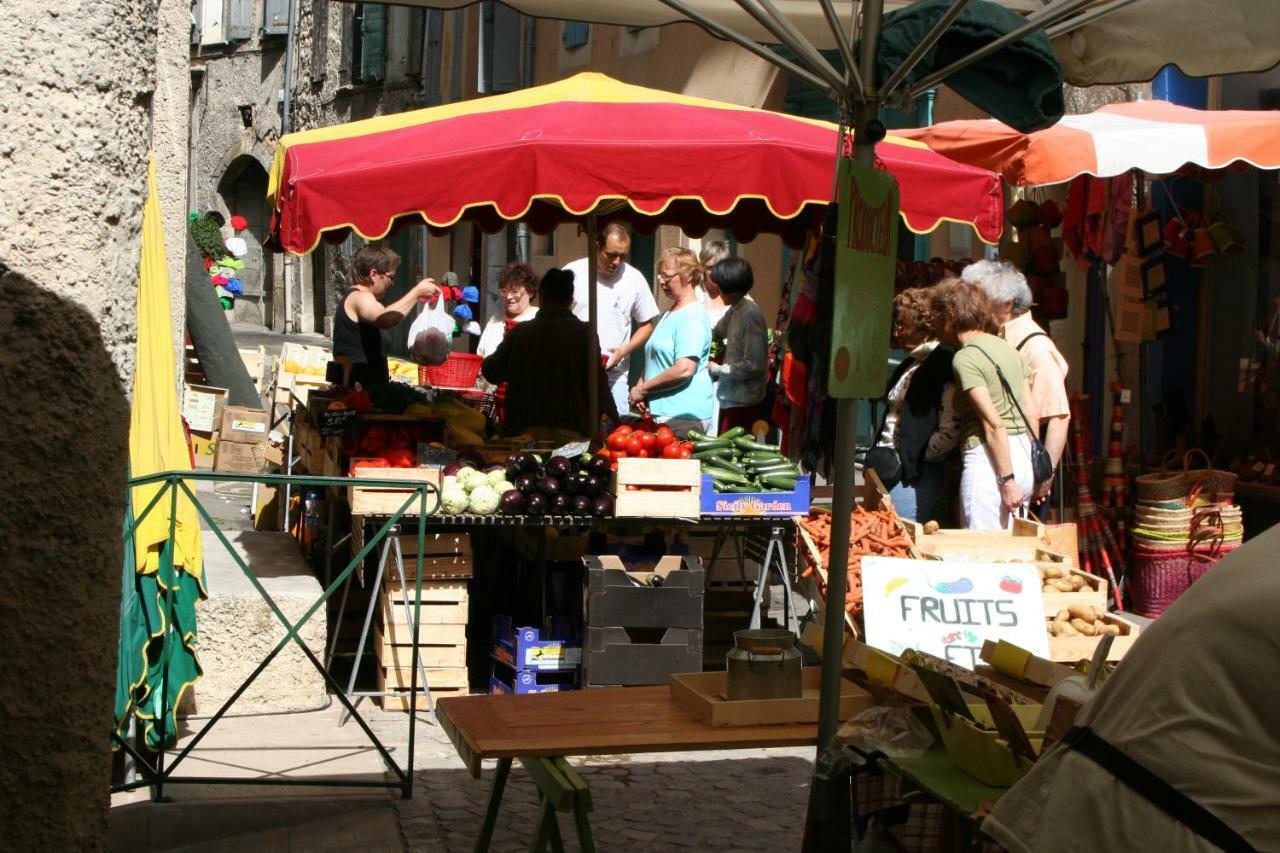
[565,222,659,416]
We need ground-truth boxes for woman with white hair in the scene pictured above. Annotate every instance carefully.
[962,259,1070,507]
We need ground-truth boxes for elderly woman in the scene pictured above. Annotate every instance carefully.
[931,279,1038,529]
[864,288,960,523]
[629,247,714,436]
[963,260,1070,505]
[477,261,539,359]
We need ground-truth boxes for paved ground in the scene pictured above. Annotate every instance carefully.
[361,705,816,853]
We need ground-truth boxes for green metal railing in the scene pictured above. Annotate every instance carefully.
[112,471,441,800]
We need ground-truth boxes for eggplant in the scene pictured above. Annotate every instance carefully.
[525,492,547,515]
[499,489,526,515]
[514,473,538,494]
[592,495,614,517]
[546,456,573,479]
[584,474,606,497]
[551,493,572,514]
[442,462,462,477]
[504,464,521,482]
[513,451,540,474]
[588,455,613,478]
[573,495,593,515]
[538,475,562,497]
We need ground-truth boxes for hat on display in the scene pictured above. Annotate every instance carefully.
[225,236,248,258]
[460,285,480,303]
[229,215,249,232]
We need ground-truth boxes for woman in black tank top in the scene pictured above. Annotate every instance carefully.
[333,245,439,385]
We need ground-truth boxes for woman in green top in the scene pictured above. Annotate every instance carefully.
[931,279,1039,529]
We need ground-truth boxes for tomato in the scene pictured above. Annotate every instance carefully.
[655,426,676,446]
[677,445,693,459]
[625,435,643,455]
[384,449,416,468]
[637,431,657,450]
[661,441,681,459]
[607,432,630,451]
[352,458,390,472]
[613,425,634,435]
[613,451,628,459]
[596,446,612,457]
[636,448,650,458]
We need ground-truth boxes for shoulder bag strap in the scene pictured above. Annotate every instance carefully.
[969,344,1036,436]
[1016,331,1048,352]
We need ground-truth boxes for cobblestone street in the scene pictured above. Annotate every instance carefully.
[364,707,815,852]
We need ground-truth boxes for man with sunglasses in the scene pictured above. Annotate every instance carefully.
[566,221,659,417]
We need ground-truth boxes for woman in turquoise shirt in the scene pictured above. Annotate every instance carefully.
[629,247,714,436]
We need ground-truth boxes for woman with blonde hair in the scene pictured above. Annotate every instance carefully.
[629,247,714,435]
[930,279,1037,529]
[697,240,731,328]
[863,288,960,523]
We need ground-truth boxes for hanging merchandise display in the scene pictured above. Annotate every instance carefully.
[1002,195,1068,322]
[1068,394,1125,610]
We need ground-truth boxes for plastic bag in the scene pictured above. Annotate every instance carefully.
[838,705,934,758]
[408,297,456,365]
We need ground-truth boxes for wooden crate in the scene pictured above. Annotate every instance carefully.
[378,665,468,691]
[351,527,473,580]
[376,683,467,711]
[379,582,469,623]
[1039,566,1108,618]
[612,458,701,518]
[348,466,441,516]
[1045,613,1141,663]
[373,630,466,668]
[670,668,871,727]
[903,517,1062,563]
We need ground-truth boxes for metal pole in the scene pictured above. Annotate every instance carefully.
[587,213,599,433]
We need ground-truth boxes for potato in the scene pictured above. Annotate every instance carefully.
[1067,603,1103,622]
[1043,584,1055,592]
[1050,579,1076,592]
[1055,609,1071,623]
[923,520,940,534]
[1095,623,1121,636]
[1053,620,1079,637]
[1070,617,1098,636]
[1067,574,1086,591]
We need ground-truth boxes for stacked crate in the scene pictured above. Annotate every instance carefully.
[489,616,582,694]
[362,530,473,709]
[582,554,704,687]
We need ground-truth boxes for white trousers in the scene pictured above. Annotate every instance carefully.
[960,432,1034,530]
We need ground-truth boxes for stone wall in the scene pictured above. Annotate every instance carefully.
[0,0,152,849]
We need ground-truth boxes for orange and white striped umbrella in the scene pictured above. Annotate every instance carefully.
[897,100,1280,187]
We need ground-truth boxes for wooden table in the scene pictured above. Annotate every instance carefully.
[437,687,820,852]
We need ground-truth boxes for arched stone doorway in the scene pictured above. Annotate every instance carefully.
[217,156,276,328]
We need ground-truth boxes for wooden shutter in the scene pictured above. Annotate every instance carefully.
[562,21,589,50]
[199,0,225,46]
[360,3,387,83]
[261,0,290,36]
[309,0,328,83]
[226,0,253,41]
[422,9,444,104]
[489,5,520,93]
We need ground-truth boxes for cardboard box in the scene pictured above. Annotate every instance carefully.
[219,406,270,444]
[214,440,266,474]
[699,473,810,517]
[190,429,218,470]
[182,384,228,433]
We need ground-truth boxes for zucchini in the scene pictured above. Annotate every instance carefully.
[693,447,735,460]
[749,463,800,477]
[703,456,748,475]
[686,429,709,442]
[692,438,734,452]
[707,468,751,486]
[718,426,747,441]
[734,437,780,453]
[760,474,799,491]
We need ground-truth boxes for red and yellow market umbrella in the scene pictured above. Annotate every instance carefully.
[267,72,1003,254]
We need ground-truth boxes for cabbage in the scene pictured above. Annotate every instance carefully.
[468,485,500,515]
[440,487,470,515]
[442,475,458,492]
[454,466,481,488]
[492,480,515,496]
[486,468,509,487]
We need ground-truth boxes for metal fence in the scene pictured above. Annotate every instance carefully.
[112,470,440,800]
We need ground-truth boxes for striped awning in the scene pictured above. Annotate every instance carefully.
[896,100,1280,187]
[268,72,1004,253]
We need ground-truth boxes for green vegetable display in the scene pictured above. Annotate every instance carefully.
[695,438,802,493]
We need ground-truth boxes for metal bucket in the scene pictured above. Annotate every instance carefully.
[725,628,802,701]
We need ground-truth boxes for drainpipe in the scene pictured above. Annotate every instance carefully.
[280,0,297,330]
[515,15,536,263]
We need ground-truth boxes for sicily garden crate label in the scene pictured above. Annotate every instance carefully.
[861,557,1049,670]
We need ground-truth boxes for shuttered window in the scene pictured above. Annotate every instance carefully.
[357,3,387,83]
[422,9,445,104]
[309,0,328,83]
[488,3,521,92]
[226,0,252,41]
[562,21,589,50]
[262,0,289,36]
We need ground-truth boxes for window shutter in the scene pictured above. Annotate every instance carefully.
[199,0,226,46]
[422,9,444,104]
[360,3,387,83]
[309,0,328,83]
[562,21,589,50]
[262,0,290,36]
[489,5,521,92]
[226,0,252,40]
[339,3,354,86]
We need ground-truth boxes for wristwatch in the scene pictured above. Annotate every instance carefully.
[996,472,1016,485]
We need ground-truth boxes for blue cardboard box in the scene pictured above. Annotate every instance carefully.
[491,615,582,672]
[489,660,579,695]
[698,473,810,517]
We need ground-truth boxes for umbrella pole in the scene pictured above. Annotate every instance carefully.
[811,3,884,850]
[587,213,599,435]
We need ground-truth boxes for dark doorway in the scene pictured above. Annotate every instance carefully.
[218,156,276,328]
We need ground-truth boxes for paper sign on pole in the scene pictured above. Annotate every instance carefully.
[861,557,1050,669]
[829,158,899,399]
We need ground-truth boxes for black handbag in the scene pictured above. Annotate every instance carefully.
[970,346,1055,485]
[864,445,903,490]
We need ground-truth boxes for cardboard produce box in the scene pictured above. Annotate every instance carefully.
[219,406,270,444]
[215,440,267,474]
[182,384,228,433]
[190,430,218,470]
